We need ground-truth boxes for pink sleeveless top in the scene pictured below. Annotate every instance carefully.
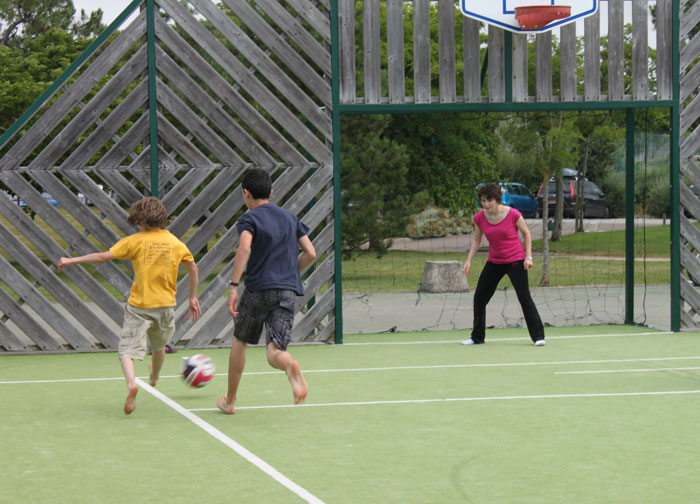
[473,207,525,263]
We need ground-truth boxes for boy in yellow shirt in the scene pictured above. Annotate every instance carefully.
[59,197,201,414]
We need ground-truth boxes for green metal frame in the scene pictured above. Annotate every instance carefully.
[625,110,635,324]
[670,0,681,332]
[329,0,683,337]
[330,0,343,344]
[146,0,159,197]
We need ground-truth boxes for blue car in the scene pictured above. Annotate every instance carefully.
[476,182,538,217]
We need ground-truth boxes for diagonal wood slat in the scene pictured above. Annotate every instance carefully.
[155,47,275,165]
[190,0,332,134]
[156,81,245,166]
[222,0,332,105]
[153,16,307,165]
[58,80,149,171]
[27,46,148,170]
[158,0,331,163]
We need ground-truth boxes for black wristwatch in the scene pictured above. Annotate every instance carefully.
[229,281,239,287]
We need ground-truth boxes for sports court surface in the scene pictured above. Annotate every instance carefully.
[2,325,699,503]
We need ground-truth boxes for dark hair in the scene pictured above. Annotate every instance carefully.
[242,168,272,199]
[127,197,167,229]
[477,183,502,203]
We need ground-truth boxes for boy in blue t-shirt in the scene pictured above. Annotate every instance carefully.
[217,168,316,414]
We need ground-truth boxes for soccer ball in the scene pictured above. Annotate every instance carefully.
[181,354,216,388]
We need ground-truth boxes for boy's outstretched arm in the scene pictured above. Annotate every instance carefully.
[298,235,316,272]
[183,260,201,321]
[58,251,115,271]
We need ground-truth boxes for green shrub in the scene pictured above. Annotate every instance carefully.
[406,207,474,238]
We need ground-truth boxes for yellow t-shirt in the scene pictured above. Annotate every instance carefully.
[109,229,194,309]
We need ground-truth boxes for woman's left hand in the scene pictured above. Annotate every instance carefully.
[523,257,533,270]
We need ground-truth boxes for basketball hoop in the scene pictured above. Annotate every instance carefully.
[514,5,571,30]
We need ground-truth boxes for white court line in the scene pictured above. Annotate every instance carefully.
[3,356,700,384]
[188,389,700,412]
[135,378,324,504]
[236,356,700,376]
[0,377,124,385]
[556,366,700,375]
[343,331,673,345]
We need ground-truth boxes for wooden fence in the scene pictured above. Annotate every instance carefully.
[0,0,334,352]
[338,0,675,104]
[0,0,698,352]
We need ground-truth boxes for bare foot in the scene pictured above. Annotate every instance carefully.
[288,361,308,404]
[216,395,236,415]
[124,385,138,415]
[149,361,158,387]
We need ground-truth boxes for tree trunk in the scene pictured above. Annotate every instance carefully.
[576,140,590,232]
[540,178,550,286]
[552,175,564,241]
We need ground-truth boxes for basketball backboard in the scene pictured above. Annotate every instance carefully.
[460,0,599,33]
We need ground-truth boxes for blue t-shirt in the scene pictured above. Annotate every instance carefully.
[237,204,310,294]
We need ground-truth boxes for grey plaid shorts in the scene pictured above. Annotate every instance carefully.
[234,289,298,351]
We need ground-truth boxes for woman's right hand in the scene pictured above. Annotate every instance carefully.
[462,260,471,275]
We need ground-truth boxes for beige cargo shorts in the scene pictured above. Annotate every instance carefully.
[118,304,175,360]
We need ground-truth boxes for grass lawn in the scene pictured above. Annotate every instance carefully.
[534,223,671,257]
[341,250,669,292]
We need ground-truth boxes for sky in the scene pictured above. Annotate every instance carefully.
[71,0,657,47]
[72,0,138,27]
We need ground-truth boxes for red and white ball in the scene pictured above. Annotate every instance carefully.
[181,354,216,388]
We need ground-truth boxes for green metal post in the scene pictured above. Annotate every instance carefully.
[670,0,681,331]
[337,100,674,115]
[625,110,635,324]
[330,0,343,344]
[146,0,159,197]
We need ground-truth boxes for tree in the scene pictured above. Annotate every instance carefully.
[498,112,580,284]
[0,0,103,49]
[0,2,105,132]
[0,27,94,132]
[341,115,415,257]
[388,113,499,213]
[572,114,623,229]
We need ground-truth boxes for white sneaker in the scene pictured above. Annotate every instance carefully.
[534,340,546,346]
[461,338,476,345]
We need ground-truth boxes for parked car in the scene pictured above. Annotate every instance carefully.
[536,170,611,218]
[476,182,538,217]
[41,192,60,206]
[77,184,105,206]
[10,192,60,207]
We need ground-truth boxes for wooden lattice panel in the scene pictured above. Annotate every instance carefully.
[0,0,334,352]
[679,0,700,327]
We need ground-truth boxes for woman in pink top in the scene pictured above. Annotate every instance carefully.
[462,183,545,346]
